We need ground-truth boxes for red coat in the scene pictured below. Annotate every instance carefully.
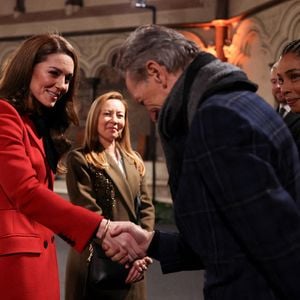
[0,99,103,300]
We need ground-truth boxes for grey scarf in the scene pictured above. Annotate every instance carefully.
[157,52,257,195]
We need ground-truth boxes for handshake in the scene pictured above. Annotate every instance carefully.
[96,219,155,283]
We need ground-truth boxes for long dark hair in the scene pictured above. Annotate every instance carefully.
[0,33,80,167]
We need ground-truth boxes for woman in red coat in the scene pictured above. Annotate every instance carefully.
[0,33,143,300]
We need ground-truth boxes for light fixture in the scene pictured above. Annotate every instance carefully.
[131,0,156,24]
[134,0,147,8]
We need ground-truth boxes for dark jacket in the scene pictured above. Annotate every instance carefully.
[150,53,300,300]
[284,111,300,155]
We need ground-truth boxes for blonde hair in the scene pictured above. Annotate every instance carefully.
[82,91,145,176]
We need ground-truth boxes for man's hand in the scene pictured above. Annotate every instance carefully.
[107,221,154,262]
[96,219,154,264]
[96,219,153,264]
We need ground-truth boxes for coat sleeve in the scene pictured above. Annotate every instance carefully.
[66,150,102,214]
[147,230,204,273]
[179,104,300,297]
[139,173,155,231]
[285,114,300,155]
[0,100,102,253]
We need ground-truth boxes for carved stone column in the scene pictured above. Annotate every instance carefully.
[14,0,25,18]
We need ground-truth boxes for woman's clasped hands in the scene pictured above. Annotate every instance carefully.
[97,219,154,283]
[125,256,153,283]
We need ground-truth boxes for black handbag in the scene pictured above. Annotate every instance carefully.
[86,164,141,290]
[87,241,130,290]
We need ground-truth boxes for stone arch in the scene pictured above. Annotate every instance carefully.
[268,0,300,59]
[228,18,270,66]
[69,34,127,78]
[228,18,273,102]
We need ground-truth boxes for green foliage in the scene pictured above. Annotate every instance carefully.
[154,201,174,224]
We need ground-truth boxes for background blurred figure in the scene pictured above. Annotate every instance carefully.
[277,39,300,113]
[114,24,300,300]
[0,33,138,300]
[270,61,289,114]
[65,91,155,300]
[273,49,300,154]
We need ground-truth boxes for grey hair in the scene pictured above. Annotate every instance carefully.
[281,39,300,57]
[116,24,200,81]
[270,61,279,73]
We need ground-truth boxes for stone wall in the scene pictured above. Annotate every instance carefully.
[0,0,298,201]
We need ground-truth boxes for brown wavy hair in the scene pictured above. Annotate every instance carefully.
[0,33,80,167]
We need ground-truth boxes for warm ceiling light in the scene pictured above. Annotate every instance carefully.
[211,19,227,27]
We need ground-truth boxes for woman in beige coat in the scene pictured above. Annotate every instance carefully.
[65,91,155,300]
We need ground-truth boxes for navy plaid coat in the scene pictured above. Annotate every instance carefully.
[154,54,300,300]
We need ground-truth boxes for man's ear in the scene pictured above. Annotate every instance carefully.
[146,60,167,86]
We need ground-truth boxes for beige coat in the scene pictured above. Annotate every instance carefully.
[64,148,155,300]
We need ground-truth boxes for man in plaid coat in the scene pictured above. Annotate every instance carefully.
[114,24,300,300]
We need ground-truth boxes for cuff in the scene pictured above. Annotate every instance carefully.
[147,230,160,259]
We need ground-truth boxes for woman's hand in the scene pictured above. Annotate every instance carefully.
[125,256,153,284]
